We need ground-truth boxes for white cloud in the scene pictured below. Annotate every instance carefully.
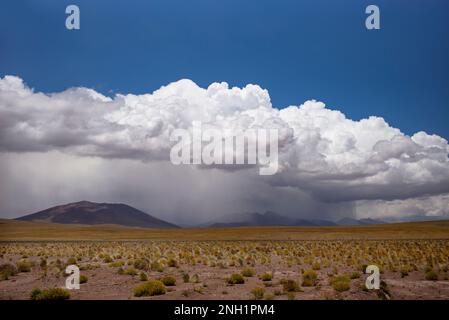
[1,75,448,220]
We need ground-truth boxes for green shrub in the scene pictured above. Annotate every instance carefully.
[259,272,272,281]
[302,270,318,287]
[241,267,255,277]
[425,270,438,281]
[17,259,31,273]
[79,275,88,284]
[133,280,166,297]
[281,279,300,292]
[251,287,265,300]
[160,275,176,286]
[103,255,113,263]
[0,263,18,280]
[330,275,351,292]
[227,273,245,285]
[30,288,70,300]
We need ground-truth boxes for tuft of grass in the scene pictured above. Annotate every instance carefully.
[280,279,300,292]
[241,267,255,277]
[191,274,200,283]
[79,275,88,284]
[264,293,275,300]
[30,288,70,300]
[124,267,138,276]
[330,275,351,292]
[133,280,166,297]
[151,261,164,272]
[139,272,148,281]
[259,272,272,281]
[251,287,265,300]
[167,258,178,268]
[425,270,438,281]
[133,259,148,270]
[400,265,410,278]
[301,270,318,287]
[160,275,176,286]
[0,263,18,280]
[17,259,31,273]
[109,261,124,268]
[287,292,296,300]
[182,273,190,283]
[227,273,245,285]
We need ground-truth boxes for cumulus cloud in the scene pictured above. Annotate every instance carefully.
[0,75,448,221]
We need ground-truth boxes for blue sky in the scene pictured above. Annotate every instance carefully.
[1,0,448,138]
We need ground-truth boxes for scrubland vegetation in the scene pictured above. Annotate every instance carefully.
[1,238,449,300]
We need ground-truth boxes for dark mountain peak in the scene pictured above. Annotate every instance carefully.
[16,201,178,229]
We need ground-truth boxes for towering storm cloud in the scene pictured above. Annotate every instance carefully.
[0,75,448,223]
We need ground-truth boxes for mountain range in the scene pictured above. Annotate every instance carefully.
[14,201,448,229]
[202,211,385,228]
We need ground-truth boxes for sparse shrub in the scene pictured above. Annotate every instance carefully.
[66,257,77,265]
[167,258,178,268]
[312,261,321,270]
[139,272,148,281]
[124,267,138,276]
[302,270,318,287]
[117,267,125,275]
[264,293,275,300]
[330,275,351,292]
[377,280,391,300]
[349,272,360,279]
[287,292,295,300]
[281,279,300,292]
[425,270,438,281]
[30,288,70,300]
[0,263,18,280]
[227,273,245,285]
[160,275,176,286]
[241,267,255,277]
[80,275,88,284]
[133,280,166,297]
[103,255,113,263]
[182,273,190,283]
[133,259,148,270]
[251,287,265,300]
[259,272,272,281]
[17,259,31,272]
[151,261,164,272]
[400,265,410,278]
[109,261,124,268]
[191,274,200,283]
